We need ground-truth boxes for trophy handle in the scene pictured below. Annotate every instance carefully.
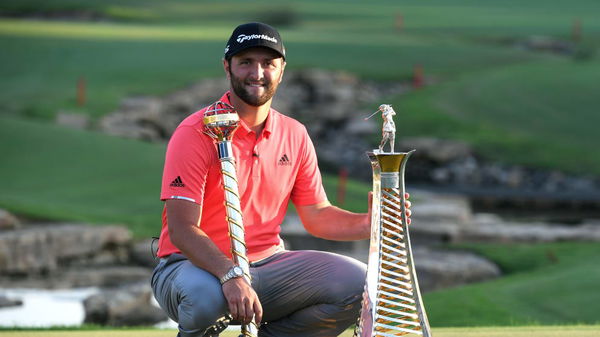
[204,101,259,337]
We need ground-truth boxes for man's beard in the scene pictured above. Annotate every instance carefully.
[229,70,279,107]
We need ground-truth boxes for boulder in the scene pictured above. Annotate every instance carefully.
[411,192,473,225]
[462,215,600,243]
[414,247,501,292]
[0,209,20,230]
[0,224,132,276]
[84,282,167,326]
[411,213,600,244]
[61,266,152,288]
[399,137,473,164]
[130,239,159,268]
[99,97,166,141]
[56,111,90,130]
[326,246,501,292]
[0,295,22,308]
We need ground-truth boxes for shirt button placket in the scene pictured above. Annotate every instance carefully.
[252,144,260,178]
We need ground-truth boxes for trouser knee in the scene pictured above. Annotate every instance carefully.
[178,302,228,336]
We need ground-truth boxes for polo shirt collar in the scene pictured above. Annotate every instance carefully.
[220,91,275,140]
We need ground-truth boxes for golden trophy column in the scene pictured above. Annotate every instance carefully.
[355,105,432,337]
[203,101,259,337]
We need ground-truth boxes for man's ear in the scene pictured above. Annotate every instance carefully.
[223,58,231,80]
[278,61,286,84]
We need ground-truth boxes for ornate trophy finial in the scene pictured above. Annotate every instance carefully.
[203,101,240,141]
[364,104,397,153]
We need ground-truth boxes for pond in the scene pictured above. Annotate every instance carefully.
[0,288,177,328]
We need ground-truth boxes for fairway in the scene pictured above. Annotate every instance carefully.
[1,325,599,337]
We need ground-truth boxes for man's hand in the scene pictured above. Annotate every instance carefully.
[221,277,263,326]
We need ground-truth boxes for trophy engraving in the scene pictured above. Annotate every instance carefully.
[203,101,259,337]
[355,105,432,337]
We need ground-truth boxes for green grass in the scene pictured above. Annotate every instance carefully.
[1,325,599,337]
[0,19,538,120]
[2,0,600,175]
[0,117,373,238]
[424,242,600,326]
[0,117,165,237]
[396,58,600,174]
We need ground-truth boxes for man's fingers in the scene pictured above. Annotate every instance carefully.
[253,298,263,325]
[228,301,239,321]
[239,296,250,324]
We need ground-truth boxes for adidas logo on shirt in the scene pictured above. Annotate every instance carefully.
[170,176,185,187]
[278,154,292,166]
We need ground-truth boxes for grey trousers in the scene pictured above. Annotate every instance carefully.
[151,250,367,337]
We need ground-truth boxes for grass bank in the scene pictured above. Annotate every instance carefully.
[425,242,600,326]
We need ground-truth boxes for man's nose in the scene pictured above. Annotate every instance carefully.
[248,63,265,80]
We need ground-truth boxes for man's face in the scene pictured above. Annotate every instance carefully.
[225,47,285,107]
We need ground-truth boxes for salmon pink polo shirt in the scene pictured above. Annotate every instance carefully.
[157,92,328,262]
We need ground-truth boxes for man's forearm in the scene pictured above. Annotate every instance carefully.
[165,199,234,278]
[170,224,234,279]
[299,203,370,241]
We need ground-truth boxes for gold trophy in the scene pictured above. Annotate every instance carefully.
[203,101,259,337]
[355,105,432,337]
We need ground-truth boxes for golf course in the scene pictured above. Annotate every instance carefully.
[1,325,600,337]
[1,0,599,335]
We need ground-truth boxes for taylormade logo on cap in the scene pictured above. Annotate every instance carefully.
[224,22,286,60]
[236,34,278,44]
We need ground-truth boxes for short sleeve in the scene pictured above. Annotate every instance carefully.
[160,125,216,204]
[290,131,328,206]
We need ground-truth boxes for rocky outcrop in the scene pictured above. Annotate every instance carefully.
[98,70,406,178]
[0,210,162,326]
[96,69,600,203]
[446,214,600,244]
[98,70,404,143]
[83,282,167,326]
[0,224,131,276]
[398,138,600,210]
[0,266,152,289]
[409,193,600,244]
[0,217,156,289]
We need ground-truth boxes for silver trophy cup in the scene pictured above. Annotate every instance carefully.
[355,105,432,337]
